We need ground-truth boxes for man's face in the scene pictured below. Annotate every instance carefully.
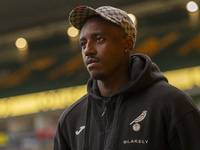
[79,16,129,81]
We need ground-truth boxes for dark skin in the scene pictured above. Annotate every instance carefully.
[79,16,133,97]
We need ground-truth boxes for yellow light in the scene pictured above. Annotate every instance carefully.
[67,27,79,38]
[0,85,87,118]
[15,38,28,51]
[186,1,199,12]
[0,133,8,146]
[128,14,137,27]
[163,66,200,90]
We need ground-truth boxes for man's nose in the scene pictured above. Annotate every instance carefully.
[84,42,96,56]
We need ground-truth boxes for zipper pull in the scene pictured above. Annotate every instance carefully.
[101,104,107,117]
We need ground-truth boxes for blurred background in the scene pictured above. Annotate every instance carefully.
[0,0,200,149]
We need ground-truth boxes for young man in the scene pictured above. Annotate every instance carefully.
[54,6,200,150]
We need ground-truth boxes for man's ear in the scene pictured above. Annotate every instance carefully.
[124,35,134,52]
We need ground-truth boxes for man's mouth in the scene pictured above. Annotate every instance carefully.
[85,58,100,68]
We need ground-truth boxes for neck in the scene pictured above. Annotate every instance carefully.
[97,71,131,97]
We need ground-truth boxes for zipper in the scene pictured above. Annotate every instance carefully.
[102,102,109,149]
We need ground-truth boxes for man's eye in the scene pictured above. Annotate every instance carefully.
[80,42,86,48]
[96,38,103,42]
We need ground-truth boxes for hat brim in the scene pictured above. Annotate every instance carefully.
[69,6,100,30]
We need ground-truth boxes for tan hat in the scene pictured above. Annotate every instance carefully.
[69,6,136,43]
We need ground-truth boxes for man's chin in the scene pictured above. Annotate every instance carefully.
[90,72,104,80]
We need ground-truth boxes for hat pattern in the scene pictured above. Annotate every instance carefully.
[69,6,136,42]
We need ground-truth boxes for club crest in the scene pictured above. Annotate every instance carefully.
[129,110,147,131]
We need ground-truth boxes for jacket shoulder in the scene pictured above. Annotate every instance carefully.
[59,94,88,125]
[149,81,199,117]
[150,81,192,103]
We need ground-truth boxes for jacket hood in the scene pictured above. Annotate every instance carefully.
[83,54,168,149]
[87,54,168,97]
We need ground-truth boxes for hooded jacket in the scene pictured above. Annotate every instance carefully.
[54,54,200,150]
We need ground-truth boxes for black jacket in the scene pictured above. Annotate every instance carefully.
[54,54,200,150]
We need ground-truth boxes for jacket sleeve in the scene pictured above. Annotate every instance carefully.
[169,109,200,150]
[54,122,71,150]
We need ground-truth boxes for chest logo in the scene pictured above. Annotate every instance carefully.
[75,126,85,135]
[129,110,147,131]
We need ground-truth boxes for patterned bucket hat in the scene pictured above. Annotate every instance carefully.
[69,6,137,43]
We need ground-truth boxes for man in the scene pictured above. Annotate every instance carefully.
[54,6,200,150]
